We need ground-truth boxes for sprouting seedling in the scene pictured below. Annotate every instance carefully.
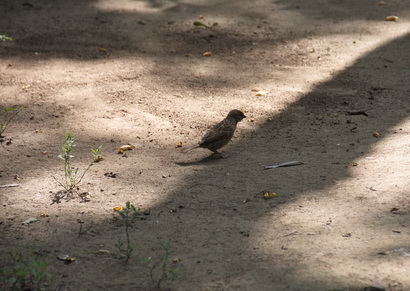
[144,240,179,289]
[91,145,103,162]
[1,249,53,291]
[53,132,101,192]
[115,201,142,263]
[0,106,24,138]
[78,221,94,237]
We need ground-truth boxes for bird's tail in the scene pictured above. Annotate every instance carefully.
[180,143,200,153]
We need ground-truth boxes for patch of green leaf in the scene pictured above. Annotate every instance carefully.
[0,35,13,42]
[144,240,179,289]
[0,250,53,291]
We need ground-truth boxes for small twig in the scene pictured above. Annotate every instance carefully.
[187,183,227,190]
[264,161,304,170]
[0,184,20,188]
[346,110,368,117]
[283,231,299,237]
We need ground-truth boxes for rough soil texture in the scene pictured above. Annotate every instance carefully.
[1,0,410,290]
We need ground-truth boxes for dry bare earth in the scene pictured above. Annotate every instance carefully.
[1,0,410,290]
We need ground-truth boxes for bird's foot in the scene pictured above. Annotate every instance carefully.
[212,150,228,159]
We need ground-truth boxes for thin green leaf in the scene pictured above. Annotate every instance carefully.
[193,21,210,28]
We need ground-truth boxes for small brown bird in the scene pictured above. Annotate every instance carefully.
[182,109,246,156]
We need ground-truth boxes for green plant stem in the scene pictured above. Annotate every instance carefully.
[0,106,24,137]
[74,162,93,189]
[158,243,171,288]
[124,221,132,263]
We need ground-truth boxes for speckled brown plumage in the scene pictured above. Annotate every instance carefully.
[182,109,246,155]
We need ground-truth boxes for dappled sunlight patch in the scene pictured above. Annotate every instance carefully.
[249,181,410,287]
[94,0,177,14]
[347,121,410,202]
[248,118,410,288]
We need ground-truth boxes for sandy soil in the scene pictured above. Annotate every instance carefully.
[1,0,410,290]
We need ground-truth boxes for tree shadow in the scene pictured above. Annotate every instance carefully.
[153,31,410,289]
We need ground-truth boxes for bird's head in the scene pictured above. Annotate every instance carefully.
[227,109,246,122]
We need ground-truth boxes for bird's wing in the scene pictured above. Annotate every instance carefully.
[199,120,236,146]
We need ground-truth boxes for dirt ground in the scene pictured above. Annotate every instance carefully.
[1,0,410,290]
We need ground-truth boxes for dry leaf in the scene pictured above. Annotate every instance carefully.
[57,254,77,263]
[99,47,107,52]
[385,16,399,22]
[118,144,135,154]
[255,90,267,96]
[203,51,213,57]
[80,192,92,202]
[96,155,104,161]
[261,191,277,200]
[67,256,77,262]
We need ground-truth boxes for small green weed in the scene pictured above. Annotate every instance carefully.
[144,240,179,289]
[0,250,52,291]
[193,21,218,29]
[53,132,101,192]
[115,201,142,263]
[91,145,103,162]
[0,35,13,42]
[78,220,94,237]
[0,106,24,139]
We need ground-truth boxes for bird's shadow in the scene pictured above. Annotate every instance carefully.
[175,153,226,166]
